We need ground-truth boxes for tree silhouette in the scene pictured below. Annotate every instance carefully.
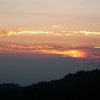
[0,69,100,100]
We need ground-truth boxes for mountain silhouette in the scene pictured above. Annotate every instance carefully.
[0,69,100,100]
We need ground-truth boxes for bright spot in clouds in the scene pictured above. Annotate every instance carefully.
[0,44,100,62]
[33,49,87,58]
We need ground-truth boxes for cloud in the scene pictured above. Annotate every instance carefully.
[94,47,100,49]
[0,27,100,37]
[73,31,100,35]
[0,44,100,62]
[0,30,54,37]
[33,49,87,58]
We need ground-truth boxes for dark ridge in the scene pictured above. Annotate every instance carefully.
[0,69,100,100]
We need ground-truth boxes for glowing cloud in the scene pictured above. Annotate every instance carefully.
[0,44,87,58]
[0,30,54,37]
[0,44,100,61]
[73,31,100,35]
[94,47,100,49]
[0,27,100,37]
[33,49,87,58]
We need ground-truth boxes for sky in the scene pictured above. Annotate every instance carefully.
[0,0,100,85]
[0,0,100,28]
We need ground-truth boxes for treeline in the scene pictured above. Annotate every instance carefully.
[0,69,100,100]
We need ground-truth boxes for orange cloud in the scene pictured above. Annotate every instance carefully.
[33,49,87,58]
[0,44,87,58]
[0,44,100,61]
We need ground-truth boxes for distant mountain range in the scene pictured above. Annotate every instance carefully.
[0,69,100,100]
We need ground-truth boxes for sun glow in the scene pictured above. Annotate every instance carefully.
[1,44,100,61]
[63,50,86,58]
[0,44,87,58]
[33,49,87,58]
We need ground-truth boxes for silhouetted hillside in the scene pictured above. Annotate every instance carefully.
[0,69,100,100]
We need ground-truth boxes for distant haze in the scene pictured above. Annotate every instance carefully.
[0,0,100,28]
[0,54,100,86]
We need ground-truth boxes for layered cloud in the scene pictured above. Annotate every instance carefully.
[0,30,54,37]
[0,27,100,62]
[0,27,100,37]
[0,44,100,62]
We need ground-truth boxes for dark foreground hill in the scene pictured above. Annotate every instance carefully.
[0,69,100,100]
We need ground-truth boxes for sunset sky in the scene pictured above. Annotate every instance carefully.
[0,0,100,85]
